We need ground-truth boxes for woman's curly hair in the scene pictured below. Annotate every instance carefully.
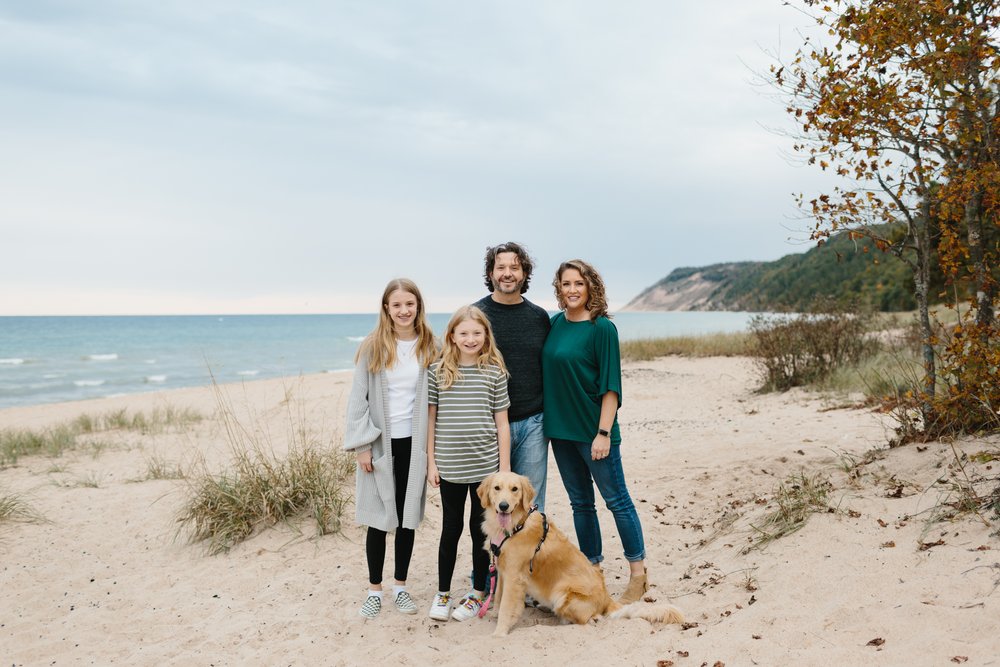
[552,259,610,320]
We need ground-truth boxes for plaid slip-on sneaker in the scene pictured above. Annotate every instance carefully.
[394,590,417,614]
[359,594,381,619]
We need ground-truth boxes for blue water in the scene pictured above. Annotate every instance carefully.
[0,311,756,409]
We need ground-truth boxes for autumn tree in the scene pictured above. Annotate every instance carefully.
[775,0,1000,434]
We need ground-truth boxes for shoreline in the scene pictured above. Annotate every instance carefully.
[0,312,758,411]
[2,356,998,665]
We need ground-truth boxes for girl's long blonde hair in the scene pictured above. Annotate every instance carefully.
[356,278,437,373]
[436,305,507,390]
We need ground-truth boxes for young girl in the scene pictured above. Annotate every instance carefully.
[344,279,437,618]
[426,305,511,622]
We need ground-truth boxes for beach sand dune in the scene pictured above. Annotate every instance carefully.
[1,357,997,665]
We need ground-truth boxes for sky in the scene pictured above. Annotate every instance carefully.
[0,1,832,315]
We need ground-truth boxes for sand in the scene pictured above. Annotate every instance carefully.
[1,356,998,666]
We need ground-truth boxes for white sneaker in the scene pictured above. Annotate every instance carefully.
[450,592,484,622]
[429,592,452,621]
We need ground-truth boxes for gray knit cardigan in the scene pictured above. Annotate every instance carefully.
[343,351,429,532]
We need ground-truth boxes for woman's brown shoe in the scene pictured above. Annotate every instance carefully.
[619,568,649,604]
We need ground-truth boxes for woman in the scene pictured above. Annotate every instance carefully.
[343,278,437,618]
[542,259,649,604]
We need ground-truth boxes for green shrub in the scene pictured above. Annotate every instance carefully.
[749,300,880,392]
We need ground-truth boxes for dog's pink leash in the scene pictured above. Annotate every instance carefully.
[477,563,498,618]
[478,533,504,618]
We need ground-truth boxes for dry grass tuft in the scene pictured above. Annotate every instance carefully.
[0,425,77,466]
[0,405,201,467]
[620,332,750,361]
[744,472,834,553]
[143,453,187,481]
[176,382,353,555]
[74,406,202,435]
[0,489,44,524]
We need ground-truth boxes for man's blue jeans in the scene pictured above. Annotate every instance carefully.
[510,412,549,511]
[550,437,646,564]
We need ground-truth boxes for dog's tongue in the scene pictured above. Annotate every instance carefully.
[498,512,512,531]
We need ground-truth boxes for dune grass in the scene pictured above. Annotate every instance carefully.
[178,444,353,554]
[176,384,353,555]
[620,332,750,361]
[0,406,202,467]
[73,405,202,435]
[744,472,834,553]
[0,425,79,466]
[142,453,187,481]
[0,489,43,524]
[815,348,924,397]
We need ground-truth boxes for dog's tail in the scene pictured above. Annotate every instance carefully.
[608,601,684,625]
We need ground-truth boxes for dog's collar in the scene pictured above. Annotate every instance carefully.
[506,503,538,538]
[490,504,548,573]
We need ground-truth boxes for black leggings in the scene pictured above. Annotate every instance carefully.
[437,478,488,592]
[365,437,416,585]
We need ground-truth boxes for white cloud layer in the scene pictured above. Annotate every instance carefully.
[0,1,833,315]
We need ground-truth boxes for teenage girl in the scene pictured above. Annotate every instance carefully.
[344,278,437,618]
[426,305,511,622]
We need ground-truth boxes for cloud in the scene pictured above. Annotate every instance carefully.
[0,1,826,315]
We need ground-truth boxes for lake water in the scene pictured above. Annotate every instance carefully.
[0,311,757,409]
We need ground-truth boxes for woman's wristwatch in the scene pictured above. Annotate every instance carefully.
[597,428,610,437]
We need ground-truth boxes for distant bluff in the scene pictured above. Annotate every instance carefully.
[622,228,926,313]
[622,263,760,312]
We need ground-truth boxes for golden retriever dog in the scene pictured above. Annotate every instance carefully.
[477,471,684,636]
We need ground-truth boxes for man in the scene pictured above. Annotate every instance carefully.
[475,242,552,510]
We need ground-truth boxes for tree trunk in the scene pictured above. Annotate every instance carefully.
[914,204,936,420]
[964,189,995,326]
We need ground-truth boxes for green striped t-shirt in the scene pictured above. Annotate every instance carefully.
[429,362,510,484]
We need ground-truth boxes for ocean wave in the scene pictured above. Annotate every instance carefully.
[86,353,119,361]
[144,359,157,364]
[236,370,259,377]
[145,375,168,383]
[0,358,26,365]
[347,336,366,342]
[43,373,65,379]
[74,379,106,387]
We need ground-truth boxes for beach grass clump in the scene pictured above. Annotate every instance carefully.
[0,424,78,466]
[1,405,202,468]
[75,406,202,435]
[620,332,750,361]
[177,382,352,555]
[816,348,923,397]
[143,453,187,481]
[75,471,105,488]
[923,444,1000,532]
[744,472,834,553]
[177,444,353,554]
[0,489,43,524]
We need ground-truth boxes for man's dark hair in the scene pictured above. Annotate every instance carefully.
[483,241,535,294]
